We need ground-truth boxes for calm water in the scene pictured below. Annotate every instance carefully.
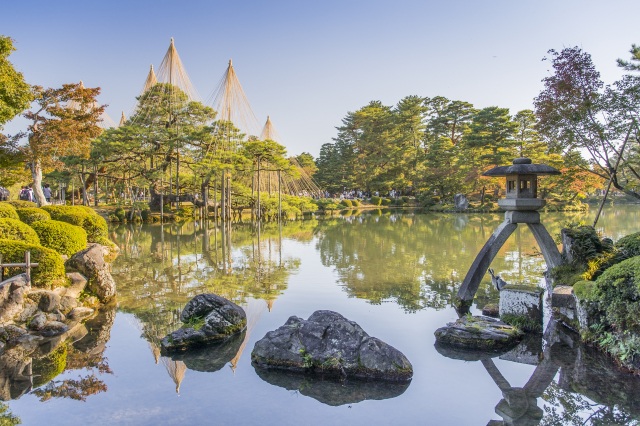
[5,206,640,425]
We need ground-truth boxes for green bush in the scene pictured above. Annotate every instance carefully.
[0,203,19,220]
[573,280,598,301]
[351,199,361,207]
[41,205,108,242]
[381,198,392,206]
[616,232,640,258]
[562,225,606,267]
[340,199,353,207]
[16,207,51,224]
[3,200,37,209]
[0,239,66,288]
[141,209,151,222]
[114,207,126,222]
[370,196,382,206]
[30,220,87,256]
[0,218,40,244]
[594,256,640,335]
[314,199,339,211]
[401,196,410,204]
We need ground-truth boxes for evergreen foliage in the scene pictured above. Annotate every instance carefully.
[41,205,108,242]
[0,202,19,220]
[16,206,51,224]
[0,217,40,244]
[30,220,87,256]
[0,239,66,288]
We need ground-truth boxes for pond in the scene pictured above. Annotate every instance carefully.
[4,205,640,425]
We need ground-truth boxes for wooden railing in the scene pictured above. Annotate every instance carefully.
[0,251,39,283]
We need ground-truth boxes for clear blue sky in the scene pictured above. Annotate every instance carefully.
[2,0,639,157]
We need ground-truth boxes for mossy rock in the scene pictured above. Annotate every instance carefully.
[32,344,67,388]
[0,218,40,245]
[434,315,523,351]
[573,280,598,301]
[16,207,51,224]
[30,220,88,256]
[0,239,66,289]
[41,205,108,242]
[0,203,19,220]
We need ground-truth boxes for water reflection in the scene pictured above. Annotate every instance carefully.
[437,318,640,425]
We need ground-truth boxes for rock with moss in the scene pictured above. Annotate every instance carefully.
[66,244,116,302]
[434,315,523,351]
[161,294,246,353]
[251,310,413,382]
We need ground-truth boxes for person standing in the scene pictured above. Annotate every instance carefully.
[27,185,35,202]
[43,184,52,203]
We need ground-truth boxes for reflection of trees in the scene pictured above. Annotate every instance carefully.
[314,211,597,312]
[111,220,313,368]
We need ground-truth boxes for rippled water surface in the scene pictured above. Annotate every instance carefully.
[5,206,640,425]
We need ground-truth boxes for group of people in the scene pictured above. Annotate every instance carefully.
[19,184,51,203]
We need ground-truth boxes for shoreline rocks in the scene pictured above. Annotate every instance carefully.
[251,310,412,382]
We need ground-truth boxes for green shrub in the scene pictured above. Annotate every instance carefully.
[30,220,87,256]
[340,199,353,207]
[370,196,382,206]
[573,280,598,301]
[141,209,151,222]
[562,225,606,267]
[16,207,51,224]
[616,232,640,258]
[314,199,339,211]
[0,239,66,288]
[3,200,36,209]
[41,205,108,242]
[0,218,40,244]
[113,207,126,222]
[0,203,19,220]
[351,199,361,207]
[594,256,640,335]
[381,198,392,206]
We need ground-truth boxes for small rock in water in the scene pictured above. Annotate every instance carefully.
[482,303,500,317]
[161,294,246,353]
[251,310,412,382]
[68,307,94,320]
[434,315,523,351]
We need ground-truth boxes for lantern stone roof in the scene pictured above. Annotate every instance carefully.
[483,158,561,177]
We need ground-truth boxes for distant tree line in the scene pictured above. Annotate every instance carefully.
[315,44,640,203]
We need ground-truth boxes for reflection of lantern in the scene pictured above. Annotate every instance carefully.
[457,158,563,307]
[483,157,560,211]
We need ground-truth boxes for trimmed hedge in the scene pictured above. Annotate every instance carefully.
[0,203,19,220]
[30,220,87,256]
[370,196,382,206]
[0,239,66,288]
[340,199,353,207]
[0,218,40,244]
[16,207,51,224]
[41,205,108,242]
[3,200,37,209]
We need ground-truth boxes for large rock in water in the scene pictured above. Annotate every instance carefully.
[66,244,116,303]
[454,193,469,210]
[251,310,412,382]
[434,315,523,351]
[161,294,246,353]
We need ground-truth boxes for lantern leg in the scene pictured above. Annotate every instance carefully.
[457,220,518,304]
[526,223,563,270]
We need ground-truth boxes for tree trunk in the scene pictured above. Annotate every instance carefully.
[29,159,48,206]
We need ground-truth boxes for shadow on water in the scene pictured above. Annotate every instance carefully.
[253,367,410,406]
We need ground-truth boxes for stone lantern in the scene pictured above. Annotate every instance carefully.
[457,158,563,306]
